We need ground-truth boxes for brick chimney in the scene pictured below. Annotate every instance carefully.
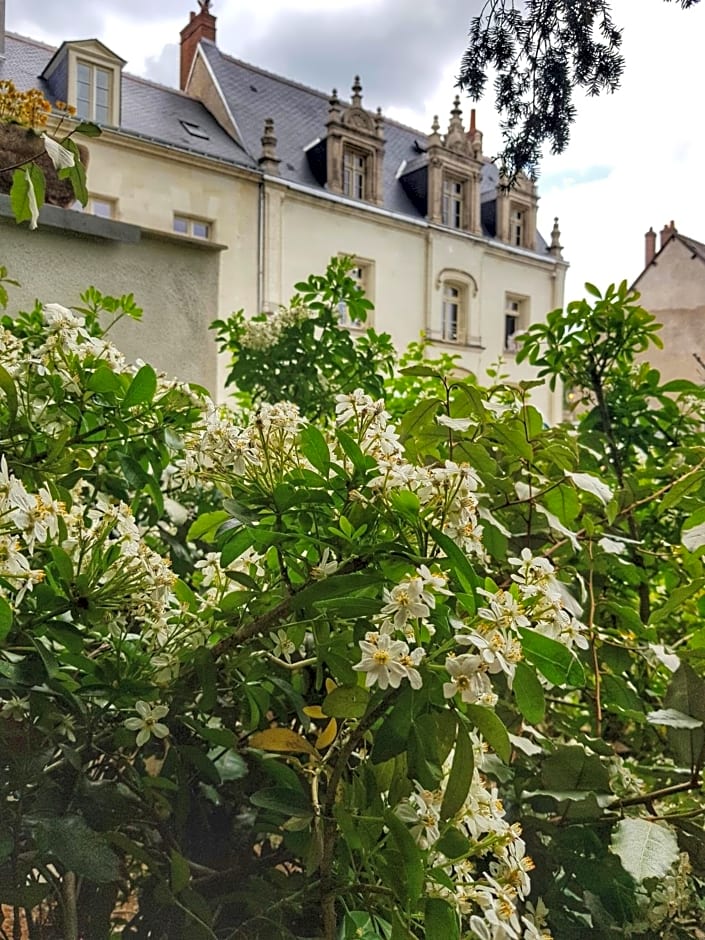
[644,227,656,266]
[180,1,216,91]
[660,220,677,251]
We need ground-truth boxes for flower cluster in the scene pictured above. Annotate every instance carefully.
[0,80,52,128]
[238,302,311,351]
[353,565,450,689]
[396,736,551,940]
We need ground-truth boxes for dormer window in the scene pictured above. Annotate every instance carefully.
[77,61,112,123]
[40,39,125,128]
[343,147,367,200]
[323,78,385,207]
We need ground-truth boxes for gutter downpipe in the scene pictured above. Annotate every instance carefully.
[257,177,265,312]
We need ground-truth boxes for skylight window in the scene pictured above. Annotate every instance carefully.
[179,120,209,140]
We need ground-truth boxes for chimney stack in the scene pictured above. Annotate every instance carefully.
[180,1,216,91]
[660,220,677,251]
[644,227,656,266]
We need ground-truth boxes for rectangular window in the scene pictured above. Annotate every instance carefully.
[337,260,373,328]
[442,284,461,342]
[504,296,527,352]
[173,215,212,240]
[442,177,464,229]
[76,61,112,124]
[343,148,367,200]
[70,196,117,218]
[510,207,525,247]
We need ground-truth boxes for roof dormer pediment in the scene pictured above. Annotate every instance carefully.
[41,39,126,82]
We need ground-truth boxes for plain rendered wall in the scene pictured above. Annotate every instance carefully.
[273,188,564,419]
[635,239,705,383]
[0,214,222,396]
[69,132,260,391]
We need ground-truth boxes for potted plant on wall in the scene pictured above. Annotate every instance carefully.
[0,79,99,227]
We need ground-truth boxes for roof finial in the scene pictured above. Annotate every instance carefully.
[197,0,212,11]
[549,217,563,258]
[351,75,362,108]
[259,117,280,176]
[328,88,341,123]
[375,106,384,137]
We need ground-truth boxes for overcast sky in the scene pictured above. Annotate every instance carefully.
[6,0,705,304]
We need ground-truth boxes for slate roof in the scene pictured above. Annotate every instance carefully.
[679,233,705,265]
[1,33,255,169]
[199,40,550,252]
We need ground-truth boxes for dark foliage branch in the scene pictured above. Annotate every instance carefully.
[458,0,700,181]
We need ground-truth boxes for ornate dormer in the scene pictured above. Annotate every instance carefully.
[495,171,539,251]
[426,97,483,234]
[325,76,385,206]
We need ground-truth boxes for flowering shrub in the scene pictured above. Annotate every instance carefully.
[1,271,705,939]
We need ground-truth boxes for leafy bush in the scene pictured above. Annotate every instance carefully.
[1,269,705,939]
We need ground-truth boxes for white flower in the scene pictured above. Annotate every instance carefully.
[380,579,430,628]
[272,628,296,662]
[443,654,497,705]
[311,548,338,579]
[124,701,169,746]
[353,634,411,689]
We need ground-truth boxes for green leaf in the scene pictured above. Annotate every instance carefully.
[663,663,705,769]
[440,724,473,820]
[518,627,585,687]
[424,897,460,940]
[513,661,545,724]
[300,425,330,476]
[250,786,312,817]
[194,647,217,712]
[123,364,157,408]
[11,163,45,228]
[435,827,470,861]
[611,818,679,883]
[74,121,102,137]
[464,705,511,763]
[429,526,478,595]
[187,510,231,543]
[170,850,191,894]
[322,685,369,719]
[601,675,644,715]
[384,811,424,906]
[400,365,443,378]
[0,364,18,425]
[293,572,381,610]
[541,746,611,793]
[34,815,119,882]
[0,597,12,644]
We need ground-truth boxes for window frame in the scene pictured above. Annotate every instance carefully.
[76,59,113,124]
[504,294,528,353]
[441,175,464,229]
[342,146,368,201]
[337,256,374,329]
[432,269,480,348]
[510,205,525,248]
[173,214,213,241]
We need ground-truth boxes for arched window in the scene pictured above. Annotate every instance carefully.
[432,269,479,346]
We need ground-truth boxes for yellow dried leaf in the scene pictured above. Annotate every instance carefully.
[315,718,338,750]
[249,727,318,756]
[325,678,337,694]
[303,705,326,720]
